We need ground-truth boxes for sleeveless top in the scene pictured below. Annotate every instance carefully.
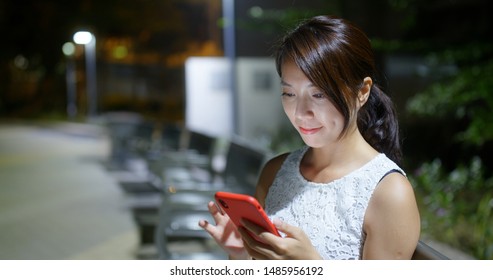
[264,146,405,260]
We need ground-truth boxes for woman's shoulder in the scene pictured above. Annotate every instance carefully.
[365,169,418,232]
[368,153,406,180]
[259,152,291,185]
[254,151,292,206]
[266,151,291,168]
[363,171,421,258]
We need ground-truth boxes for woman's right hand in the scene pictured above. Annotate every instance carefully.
[198,201,250,259]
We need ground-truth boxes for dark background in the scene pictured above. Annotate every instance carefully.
[1,0,492,177]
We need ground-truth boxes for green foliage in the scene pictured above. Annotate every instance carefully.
[406,43,493,146]
[404,42,493,259]
[236,2,342,36]
[409,158,493,259]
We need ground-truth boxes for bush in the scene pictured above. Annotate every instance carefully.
[410,157,493,259]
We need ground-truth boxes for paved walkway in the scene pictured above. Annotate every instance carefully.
[0,120,139,260]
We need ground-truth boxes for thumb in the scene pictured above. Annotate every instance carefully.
[273,218,299,237]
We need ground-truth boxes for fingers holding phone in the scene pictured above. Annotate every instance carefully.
[198,200,248,259]
[198,201,222,236]
[237,218,283,260]
[236,217,323,260]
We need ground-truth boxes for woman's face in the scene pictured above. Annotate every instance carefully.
[280,59,345,148]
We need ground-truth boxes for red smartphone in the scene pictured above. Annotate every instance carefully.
[214,191,281,241]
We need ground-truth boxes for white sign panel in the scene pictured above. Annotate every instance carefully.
[185,57,233,137]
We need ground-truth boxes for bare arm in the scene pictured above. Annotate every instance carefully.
[362,173,421,259]
[254,152,289,207]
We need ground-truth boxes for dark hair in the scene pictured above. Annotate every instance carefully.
[275,15,402,164]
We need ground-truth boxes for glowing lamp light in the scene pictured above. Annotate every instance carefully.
[72,30,97,116]
[62,42,76,56]
[73,31,94,45]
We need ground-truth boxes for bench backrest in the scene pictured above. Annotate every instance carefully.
[412,240,450,260]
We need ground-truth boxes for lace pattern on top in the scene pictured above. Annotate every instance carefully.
[264,146,404,260]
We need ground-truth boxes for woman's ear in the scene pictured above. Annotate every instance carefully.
[357,77,372,107]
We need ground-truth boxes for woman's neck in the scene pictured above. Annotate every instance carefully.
[301,128,378,183]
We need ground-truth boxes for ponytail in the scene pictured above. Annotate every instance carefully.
[358,85,402,165]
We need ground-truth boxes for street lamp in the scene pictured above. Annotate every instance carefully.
[62,42,77,118]
[73,31,97,117]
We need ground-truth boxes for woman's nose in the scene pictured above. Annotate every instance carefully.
[294,96,314,120]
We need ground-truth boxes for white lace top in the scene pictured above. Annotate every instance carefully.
[264,146,404,260]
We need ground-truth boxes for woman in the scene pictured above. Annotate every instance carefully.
[199,15,420,260]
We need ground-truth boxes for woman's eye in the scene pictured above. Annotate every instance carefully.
[281,92,294,97]
[313,93,326,99]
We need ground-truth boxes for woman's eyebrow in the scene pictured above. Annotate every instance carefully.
[281,80,316,88]
[280,80,291,87]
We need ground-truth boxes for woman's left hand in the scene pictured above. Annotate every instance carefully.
[238,218,323,260]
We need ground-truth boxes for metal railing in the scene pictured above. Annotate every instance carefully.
[412,240,450,260]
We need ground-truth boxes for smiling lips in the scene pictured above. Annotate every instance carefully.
[299,127,322,134]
